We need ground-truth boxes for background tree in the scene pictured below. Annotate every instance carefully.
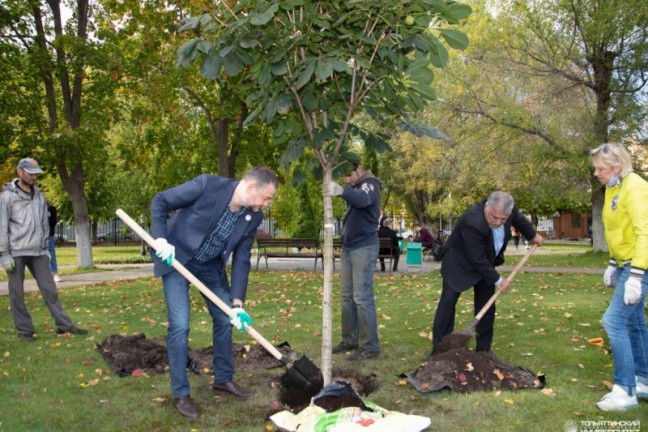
[178,0,471,383]
[432,0,648,249]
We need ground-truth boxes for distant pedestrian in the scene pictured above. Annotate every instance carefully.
[511,226,520,250]
[378,218,400,272]
[0,158,87,341]
[48,204,62,283]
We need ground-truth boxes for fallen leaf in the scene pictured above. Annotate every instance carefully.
[504,399,515,404]
[493,369,505,380]
[131,369,148,377]
[152,397,166,403]
[602,380,613,390]
[3,352,10,358]
[465,362,474,372]
[398,379,408,386]
[541,388,555,396]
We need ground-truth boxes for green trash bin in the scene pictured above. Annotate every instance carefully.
[406,242,423,266]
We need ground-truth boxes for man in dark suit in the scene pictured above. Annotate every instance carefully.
[150,166,278,419]
[431,191,543,355]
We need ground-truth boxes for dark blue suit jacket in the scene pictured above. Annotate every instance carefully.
[150,174,263,302]
[440,199,536,293]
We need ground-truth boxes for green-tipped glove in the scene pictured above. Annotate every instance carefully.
[230,307,252,332]
[154,238,175,267]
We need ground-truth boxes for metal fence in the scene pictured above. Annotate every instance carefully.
[56,214,449,246]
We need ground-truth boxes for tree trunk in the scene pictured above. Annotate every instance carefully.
[321,167,334,385]
[59,161,94,268]
[590,179,607,252]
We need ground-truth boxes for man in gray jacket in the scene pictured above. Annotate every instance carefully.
[0,158,87,341]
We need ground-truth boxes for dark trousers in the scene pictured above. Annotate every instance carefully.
[432,277,496,353]
[379,250,400,271]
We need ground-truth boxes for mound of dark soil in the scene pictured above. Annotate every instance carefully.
[406,348,545,393]
[97,333,293,376]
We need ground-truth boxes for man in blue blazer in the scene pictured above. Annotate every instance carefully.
[431,191,543,356]
[150,166,278,419]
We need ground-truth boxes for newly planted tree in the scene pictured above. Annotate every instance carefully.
[177,0,471,383]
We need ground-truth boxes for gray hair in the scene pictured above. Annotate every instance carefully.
[485,191,514,214]
[590,143,633,177]
[243,166,278,188]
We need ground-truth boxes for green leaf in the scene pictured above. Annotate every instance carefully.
[429,39,449,68]
[280,140,305,166]
[176,39,200,68]
[276,94,293,114]
[303,92,319,112]
[291,166,307,186]
[414,82,437,100]
[251,3,279,26]
[364,133,392,153]
[242,108,260,128]
[447,3,472,22]
[270,62,288,76]
[200,50,222,80]
[441,29,469,50]
[240,39,259,49]
[399,122,450,140]
[315,59,334,82]
[178,17,200,33]
[296,62,315,89]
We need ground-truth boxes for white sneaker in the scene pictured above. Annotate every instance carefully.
[636,377,648,399]
[53,274,62,283]
[596,385,638,411]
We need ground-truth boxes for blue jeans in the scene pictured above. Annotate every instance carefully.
[339,243,380,353]
[48,236,58,273]
[602,265,648,392]
[162,259,233,398]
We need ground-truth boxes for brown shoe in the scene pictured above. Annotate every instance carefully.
[173,395,198,419]
[212,381,253,399]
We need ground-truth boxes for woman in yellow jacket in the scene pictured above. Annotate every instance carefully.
[591,142,648,411]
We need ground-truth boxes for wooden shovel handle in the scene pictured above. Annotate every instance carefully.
[473,244,537,322]
[116,209,285,362]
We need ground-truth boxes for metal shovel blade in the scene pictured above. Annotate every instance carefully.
[280,355,324,393]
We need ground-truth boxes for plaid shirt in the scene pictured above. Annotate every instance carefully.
[193,207,245,263]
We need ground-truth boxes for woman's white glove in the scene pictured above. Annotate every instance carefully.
[624,275,642,305]
[603,260,618,287]
[230,307,252,332]
[154,238,175,266]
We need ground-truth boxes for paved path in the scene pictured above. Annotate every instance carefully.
[0,247,601,296]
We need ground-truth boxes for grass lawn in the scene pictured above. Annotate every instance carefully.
[1,252,647,431]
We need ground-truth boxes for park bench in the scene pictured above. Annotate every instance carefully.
[331,237,395,273]
[255,238,323,271]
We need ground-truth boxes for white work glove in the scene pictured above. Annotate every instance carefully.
[323,182,344,197]
[624,273,643,305]
[230,307,252,332]
[603,259,618,287]
[1,255,15,273]
[154,238,175,266]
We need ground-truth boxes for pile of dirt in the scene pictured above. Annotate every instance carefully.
[97,334,293,376]
[97,333,168,376]
[406,349,545,393]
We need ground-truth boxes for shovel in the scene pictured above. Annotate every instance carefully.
[116,209,324,394]
[435,244,538,354]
